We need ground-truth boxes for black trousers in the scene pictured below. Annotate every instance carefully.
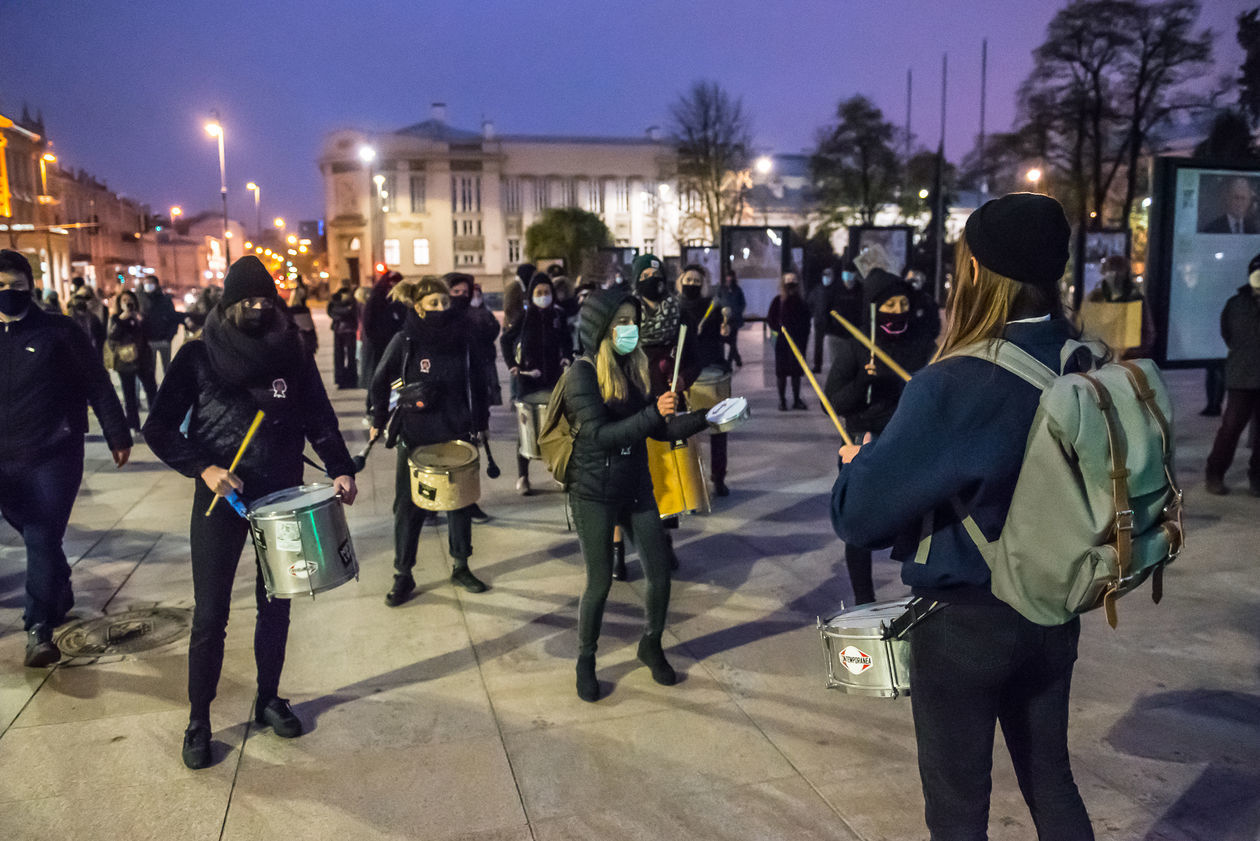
[570,494,671,656]
[393,445,473,573]
[0,441,83,629]
[1206,388,1260,484]
[709,432,727,483]
[333,331,358,387]
[776,374,802,403]
[1204,362,1226,412]
[117,367,158,429]
[910,604,1092,841]
[188,481,291,723]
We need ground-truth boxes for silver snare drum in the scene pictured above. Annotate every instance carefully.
[706,396,749,433]
[249,484,358,599]
[818,598,913,698]
[515,390,551,460]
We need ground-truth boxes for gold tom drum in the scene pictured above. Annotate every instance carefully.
[515,390,551,460]
[248,484,358,599]
[685,365,732,412]
[646,437,710,519]
[407,440,480,511]
[817,598,913,698]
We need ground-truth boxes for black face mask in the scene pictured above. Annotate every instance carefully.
[784,283,799,296]
[639,277,666,302]
[877,312,910,337]
[680,285,702,301]
[0,288,32,317]
[421,309,453,329]
[449,296,470,313]
[236,308,274,337]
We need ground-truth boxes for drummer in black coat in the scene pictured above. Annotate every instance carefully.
[677,264,732,497]
[370,276,491,607]
[823,268,936,605]
[144,256,358,770]
[500,272,573,494]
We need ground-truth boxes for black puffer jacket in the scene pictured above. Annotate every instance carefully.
[562,288,707,504]
[1222,285,1260,390]
[143,337,354,495]
[370,309,489,448]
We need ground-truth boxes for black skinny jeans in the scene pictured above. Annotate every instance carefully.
[0,441,83,629]
[393,445,473,574]
[333,331,358,387]
[117,367,158,429]
[570,494,672,656]
[910,604,1092,841]
[188,481,291,724]
[709,432,727,483]
[1205,388,1260,484]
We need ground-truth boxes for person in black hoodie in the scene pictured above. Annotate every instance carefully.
[106,289,159,431]
[445,272,497,523]
[286,277,318,356]
[359,270,407,400]
[326,278,360,388]
[144,255,358,770]
[677,264,732,496]
[767,273,811,410]
[824,268,936,605]
[560,286,709,702]
[465,281,503,408]
[370,276,491,606]
[500,271,572,494]
[0,250,132,668]
[138,274,181,379]
[831,194,1093,839]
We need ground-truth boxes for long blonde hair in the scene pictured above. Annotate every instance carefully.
[933,237,1059,361]
[595,336,651,404]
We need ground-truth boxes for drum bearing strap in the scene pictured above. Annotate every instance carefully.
[883,597,944,640]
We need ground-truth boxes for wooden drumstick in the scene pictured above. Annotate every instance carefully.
[782,330,853,446]
[867,302,877,402]
[830,310,912,383]
[670,324,688,393]
[698,300,716,331]
[205,410,265,516]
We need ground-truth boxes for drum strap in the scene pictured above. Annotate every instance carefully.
[883,597,944,641]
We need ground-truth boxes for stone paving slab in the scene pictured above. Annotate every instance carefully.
[0,311,1257,840]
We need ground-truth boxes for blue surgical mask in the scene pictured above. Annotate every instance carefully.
[821,272,834,287]
[841,270,856,288]
[612,324,639,355]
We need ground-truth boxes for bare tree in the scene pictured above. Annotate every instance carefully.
[668,81,752,244]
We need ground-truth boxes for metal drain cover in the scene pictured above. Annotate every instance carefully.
[56,607,192,659]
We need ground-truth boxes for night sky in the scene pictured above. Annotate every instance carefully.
[3,0,1250,225]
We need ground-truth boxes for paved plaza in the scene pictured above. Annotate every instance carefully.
[1,314,1258,841]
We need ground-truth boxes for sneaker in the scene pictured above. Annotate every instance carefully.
[451,565,488,593]
[23,624,60,668]
[385,575,416,607]
[1205,477,1230,496]
[181,721,212,769]
[516,476,532,496]
[254,696,303,738]
[467,503,491,524]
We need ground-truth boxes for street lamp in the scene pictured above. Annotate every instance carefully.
[1025,167,1043,188]
[205,113,230,263]
[246,181,261,237]
[274,217,285,231]
[754,155,773,175]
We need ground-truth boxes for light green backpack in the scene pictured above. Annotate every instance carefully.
[942,339,1185,628]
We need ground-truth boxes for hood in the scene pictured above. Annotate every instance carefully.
[578,286,639,356]
[527,272,552,298]
[862,268,914,310]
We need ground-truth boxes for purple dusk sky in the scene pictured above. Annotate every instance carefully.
[3,0,1250,226]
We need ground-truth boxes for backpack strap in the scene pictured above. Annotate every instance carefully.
[1059,338,1107,374]
[1079,372,1131,629]
[944,339,1057,390]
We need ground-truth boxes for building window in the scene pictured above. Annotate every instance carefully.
[507,238,520,263]
[409,175,426,213]
[413,238,430,266]
[560,178,576,208]
[614,179,629,213]
[383,238,400,266]
[642,239,657,255]
[452,175,482,213]
[584,179,604,215]
[455,252,483,266]
[461,219,474,236]
[534,178,551,211]
[504,178,522,213]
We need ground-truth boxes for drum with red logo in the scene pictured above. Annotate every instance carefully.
[817,598,913,698]
[248,484,358,599]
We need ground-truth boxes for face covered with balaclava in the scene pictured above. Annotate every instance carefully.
[230,298,278,338]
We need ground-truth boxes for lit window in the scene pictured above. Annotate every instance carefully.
[413,238,430,265]
[383,238,400,266]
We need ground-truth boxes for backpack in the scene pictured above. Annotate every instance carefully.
[944,339,1184,628]
[536,357,591,483]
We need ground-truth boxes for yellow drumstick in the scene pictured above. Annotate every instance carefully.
[205,410,265,516]
[782,330,854,446]
[698,299,716,331]
[829,310,913,383]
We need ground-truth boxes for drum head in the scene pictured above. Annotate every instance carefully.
[250,484,337,516]
[696,365,731,384]
[409,440,478,470]
[706,396,748,425]
[823,598,913,629]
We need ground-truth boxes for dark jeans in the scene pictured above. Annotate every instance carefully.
[117,367,158,429]
[812,320,827,369]
[333,331,358,387]
[1206,388,1260,484]
[1204,362,1226,413]
[188,481,291,723]
[725,331,742,366]
[150,341,172,381]
[776,375,802,404]
[393,446,473,573]
[0,441,84,629]
[570,493,671,656]
[709,432,727,484]
[910,604,1092,841]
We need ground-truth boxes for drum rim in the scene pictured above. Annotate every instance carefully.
[248,483,338,519]
[408,440,479,474]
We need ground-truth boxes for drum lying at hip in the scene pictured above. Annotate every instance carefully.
[248,484,359,599]
[685,366,732,412]
[515,390,550,460]
[646,437,710,519]
[817,598,913,698]
[408,440,480,511]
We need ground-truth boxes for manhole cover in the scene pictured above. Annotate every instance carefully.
[56,607,192,659]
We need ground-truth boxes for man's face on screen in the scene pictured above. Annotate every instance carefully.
[1226,179,1254,219]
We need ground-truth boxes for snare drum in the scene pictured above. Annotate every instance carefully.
[646,437,711,518]
[706,396,749,433]
[249,484,358,599]
[514,390,551,460]
[408,440,480,511]
[818,598,913,698]
[685,365,732,412]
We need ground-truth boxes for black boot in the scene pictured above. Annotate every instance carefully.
[385,574,415,607]
[636,634,677,686]
[611,541,627,581]
[451,561,488,593]
[665,532,679,571]
[576,653,600,702]
[254,695,303,738]
[182,720,212,769]
[23,623,59,668]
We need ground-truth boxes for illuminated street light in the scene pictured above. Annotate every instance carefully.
[754,156,773,175]
[274,217,285,229]
[286,234,297,245]
[918,188,930,199]
[170,206,183,219]
[358,146,376,164]
[42,152,57,163]
[1025,167,1043,184]
[245,181,261,236]
[205,112,231,262]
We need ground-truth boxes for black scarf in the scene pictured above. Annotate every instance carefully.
[202,306,304,388]
[402,308,464,354]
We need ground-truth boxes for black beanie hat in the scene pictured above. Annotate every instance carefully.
[221,256,279,308]
[516,262,537,285]
[1248,252,1260,274]
[964,193,1070,289]
[631,253,662,284]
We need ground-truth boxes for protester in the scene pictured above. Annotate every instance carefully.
[1081,255,1155,359]
[502,262,535,343]
[182,285,221,341]
[831,193,1094,839]
[138,274,181,378]
[1205,252,1260,496]
[67,277,106,359]
[806,264,840,372]
[715,268,746,368]
[444,272,496,523]
[326,278,360,389]
[359,270,407,399]
[0,250,132,668]
[677,264,733,497]
[767,272,811,411]
[143,255,357,770]
[905,268,941,341]
[467,282,503,407]
[106,289,159,431]
[560,286,708,701]
[287,277,317,355]
[40,289,63,314]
